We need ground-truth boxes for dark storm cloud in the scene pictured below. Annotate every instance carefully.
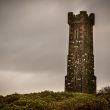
[0,0,110,95]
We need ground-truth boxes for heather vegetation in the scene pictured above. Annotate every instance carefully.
[0,90,110,110]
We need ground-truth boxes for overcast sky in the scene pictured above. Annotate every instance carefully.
[0,0,110,95]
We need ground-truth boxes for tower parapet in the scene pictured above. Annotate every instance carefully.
[68,11,95,25]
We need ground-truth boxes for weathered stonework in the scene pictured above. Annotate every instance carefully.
[65,11,96,94]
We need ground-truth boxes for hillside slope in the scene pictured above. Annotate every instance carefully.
[0,91,110,110]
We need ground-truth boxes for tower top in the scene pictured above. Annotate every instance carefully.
[68,11,95,25]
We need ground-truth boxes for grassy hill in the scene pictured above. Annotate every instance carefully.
[0,91,110,110]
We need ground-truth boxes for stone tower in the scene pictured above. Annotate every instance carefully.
[65,11,96,93]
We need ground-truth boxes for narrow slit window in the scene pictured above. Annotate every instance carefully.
[76,29,79,39]
[76,30,77,39]
[74,30,76,39]
[74,29,79,40]
[75,77,77,86]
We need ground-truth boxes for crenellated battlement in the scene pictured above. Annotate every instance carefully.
[68,11,95,25]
